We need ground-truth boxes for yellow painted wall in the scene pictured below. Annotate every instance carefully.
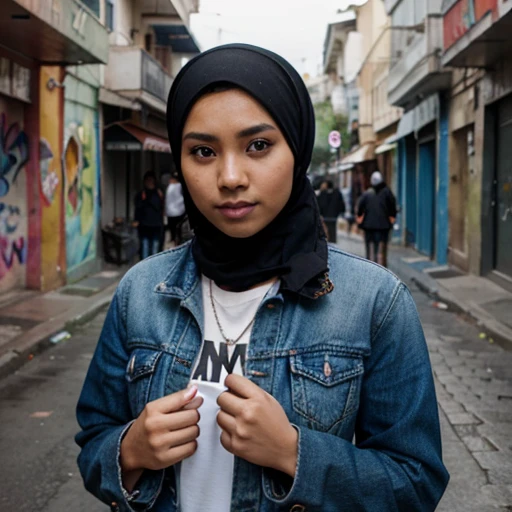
[39,66,66,291]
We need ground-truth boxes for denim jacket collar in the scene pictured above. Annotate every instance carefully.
[152,242,199,300]
[153,241,285,307]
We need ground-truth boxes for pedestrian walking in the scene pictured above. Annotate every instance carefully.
[76,44,448,512]
[317,179,345,243]
[134,170,164,260]
[357,171,397,267]
[165,173,186,245]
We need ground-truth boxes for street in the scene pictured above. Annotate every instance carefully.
[0,237,511,511]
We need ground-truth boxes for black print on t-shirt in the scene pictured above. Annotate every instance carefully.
[192,340,247,383]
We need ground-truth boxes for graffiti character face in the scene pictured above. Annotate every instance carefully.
[0,113,29,197]
[0,202,21,236]
[64,136,81,214]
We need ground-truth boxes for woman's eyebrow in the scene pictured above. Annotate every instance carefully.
[182,132,219,143]
[237,123,276,138]
[182,123,276,143]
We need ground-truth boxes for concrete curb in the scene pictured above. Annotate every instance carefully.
[0,282,117,381]
[336,232,512,349]
[409,274,512,350]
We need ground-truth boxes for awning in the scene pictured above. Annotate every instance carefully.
[375,135,398,155]
[152,24,201,54]
[0,0,108,64]
[104,122,170,153]
[99,88,142,111]
[340,142,376,165]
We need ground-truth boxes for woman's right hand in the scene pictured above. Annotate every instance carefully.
[120,385,202,489]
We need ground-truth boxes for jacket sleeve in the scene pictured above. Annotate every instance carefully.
[356,194,366,217]
[134,193,142,223]
[387,189,398,218]
[262,282,449,511]
[338,191,346,216]
[75,283,165,512]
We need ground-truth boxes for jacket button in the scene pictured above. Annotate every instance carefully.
[110,502,119,512]
[290,505,305,512]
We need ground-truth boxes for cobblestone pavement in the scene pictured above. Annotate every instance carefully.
[337,234,512,511]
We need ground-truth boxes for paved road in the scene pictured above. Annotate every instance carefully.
[0,239,510,511]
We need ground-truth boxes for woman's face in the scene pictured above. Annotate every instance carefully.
[181,88,294,238]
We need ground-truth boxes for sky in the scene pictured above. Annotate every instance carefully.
[190,0,367,78]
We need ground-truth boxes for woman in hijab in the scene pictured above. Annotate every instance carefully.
[76,44,448,512]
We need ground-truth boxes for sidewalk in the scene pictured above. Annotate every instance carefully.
[337,230,512,350]
[0,267,127,380]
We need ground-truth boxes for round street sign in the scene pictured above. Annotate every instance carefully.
[328,130,342,149]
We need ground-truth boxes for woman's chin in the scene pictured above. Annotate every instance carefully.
[213,221,263,239]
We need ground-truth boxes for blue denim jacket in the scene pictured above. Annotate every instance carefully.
[76,243,449,512]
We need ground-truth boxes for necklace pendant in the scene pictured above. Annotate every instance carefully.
[226,338,236,346]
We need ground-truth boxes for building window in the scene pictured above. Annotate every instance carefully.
[81,0,100,18]
[106,0,114,31]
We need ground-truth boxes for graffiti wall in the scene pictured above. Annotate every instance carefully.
[39,66,66,291]
[63,99,99,273]
[0,97,28,292]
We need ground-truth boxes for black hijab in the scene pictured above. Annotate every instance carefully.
[166,43,332,299]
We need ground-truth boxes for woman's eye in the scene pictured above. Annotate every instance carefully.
[191,146,215,158]
[247,140,271,152]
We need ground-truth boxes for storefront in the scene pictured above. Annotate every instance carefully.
[103,121,171,224]
[443,0,512,286]
[393,93,449,261]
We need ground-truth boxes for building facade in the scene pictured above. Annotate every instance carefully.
[0,0,108,293]
[385,0,451,263]
[441,0,512,289]
[101,0,200,234]
[338,0,400,215]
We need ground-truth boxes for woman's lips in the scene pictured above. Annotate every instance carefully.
[217,203,256,219]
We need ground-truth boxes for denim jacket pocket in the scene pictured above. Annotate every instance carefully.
[290,348,364,431]
[125,348,163,417]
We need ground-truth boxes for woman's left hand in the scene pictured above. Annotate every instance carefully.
[217,374,298,477]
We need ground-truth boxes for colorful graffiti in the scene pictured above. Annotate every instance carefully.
[0,103,28,290]
[64,107,98,271]
[444,0,498,50]
[0,112,28,198]
[0,201,26,279]
[40,138,59,206]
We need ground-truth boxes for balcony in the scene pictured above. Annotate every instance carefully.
[103,47,173,113]
[0,0,108,64]
[441,0,512,67]
[388,15,451,109]
[384,0,401,14]
[139,0,199,26]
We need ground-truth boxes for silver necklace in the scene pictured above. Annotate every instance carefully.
[209,280,256,346]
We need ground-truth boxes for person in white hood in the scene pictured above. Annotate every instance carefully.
[165,173,186,244]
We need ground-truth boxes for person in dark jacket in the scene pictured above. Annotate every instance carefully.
[134,171,164,260]
[317,180,346,243]
[357,171,397,267]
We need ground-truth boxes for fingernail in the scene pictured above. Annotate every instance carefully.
[184,385,198,401]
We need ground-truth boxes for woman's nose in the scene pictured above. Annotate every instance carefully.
[217,153,249,190]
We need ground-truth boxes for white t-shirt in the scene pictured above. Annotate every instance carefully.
[165,182,185,217]
[179,276,274,512]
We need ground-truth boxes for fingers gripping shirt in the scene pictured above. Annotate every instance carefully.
[179,276,274,512]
